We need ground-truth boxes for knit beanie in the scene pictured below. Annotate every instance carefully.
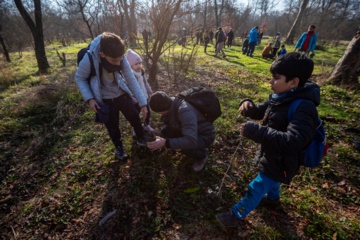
[149,91,173,112]
[126,49,142,66]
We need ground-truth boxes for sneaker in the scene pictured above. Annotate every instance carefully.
[223,55,227,58]
[257,195,281,208]
[216,210,239,228]
[143,125,155,133]
[192,155,208,172]
[136,136,148,147]
[115,144,128,160]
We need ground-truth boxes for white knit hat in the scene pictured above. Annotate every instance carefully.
[126,49,142,66]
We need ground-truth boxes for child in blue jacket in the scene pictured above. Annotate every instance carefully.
[216,52,320,231]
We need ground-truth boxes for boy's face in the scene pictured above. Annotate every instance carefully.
[100,52,123,65]
[269,73,298,94]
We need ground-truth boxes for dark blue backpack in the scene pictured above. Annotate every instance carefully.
[77,46,96,83]
[288,99,328,168]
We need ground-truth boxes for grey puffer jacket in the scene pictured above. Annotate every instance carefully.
[163,98,216,150]
[75,35,147,107]
[240,81,320,184]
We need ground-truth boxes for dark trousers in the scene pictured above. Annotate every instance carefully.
[272,48,279,56]
[103,94,144,147]
[161,126,209,160]
[227,39,233,48]
[247,42,256,56]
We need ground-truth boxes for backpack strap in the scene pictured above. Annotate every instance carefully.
[288,98,303,122]
[87,52,96,79]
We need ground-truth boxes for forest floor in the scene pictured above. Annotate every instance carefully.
[0,43,359,239]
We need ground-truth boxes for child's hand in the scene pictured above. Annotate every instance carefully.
[239,123,247,136]
[238,101,253,116]
[88,99,99,112]
[140,106,148,119]
[147,136,166,151]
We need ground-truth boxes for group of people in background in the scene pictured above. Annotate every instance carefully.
[186,24,318,61]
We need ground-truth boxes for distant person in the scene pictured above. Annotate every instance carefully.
[209,29,214,44]
[142,29,148,44]
[295,25,318,57]
[203,30,210,53]
[272,33,281,56]
[227,29,235,49]
[75,32,148,161]
[215,27,226,58]
[147,91,216,172]
[262,42,274,59]
[181,28,187,47]
[126,49,154,134]
[216,52,320,231]
[242,37,249,54]
[258,30,264,44]
[246,26,259,57]
[278,44,287,57]
[195,30,202,45]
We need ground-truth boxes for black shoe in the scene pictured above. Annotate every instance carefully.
[136,136,148,147]
[115,144,128,160]
[192,155,208,172]
[223,55,227,58]
[216,210,239,228]
[257,195,281,208]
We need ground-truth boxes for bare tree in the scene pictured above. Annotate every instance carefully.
[57,0,99,39]
[138,0,184,89]
[0,2,11,62]
[328,31,360,86]
[284,0,309,45]
[117,0,137,46]
[14,0,50,74]
[214,0,225,27]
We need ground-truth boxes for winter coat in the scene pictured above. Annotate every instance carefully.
[295,32,318,52]
[162,98,216,150]
[248,28,258,44]
[239,81,320,184]
[75,35,147,107]
[227,30,234,40]
[131,70,153,103]
[215,30,226,43]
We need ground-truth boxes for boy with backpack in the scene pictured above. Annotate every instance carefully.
[147,90,217,172]
[75,32,148,161]
[216,52,321,230]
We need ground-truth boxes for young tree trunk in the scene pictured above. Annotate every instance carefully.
[145,0,183,89]
[284,0,309,45]
[328,32,360,86]
[14,0,50,74]
[0,34,11,62]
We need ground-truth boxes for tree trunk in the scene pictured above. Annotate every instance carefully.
[0,34,11,62]
[14,0,50,74]
[328,32,360,85]
[284,0,309,45]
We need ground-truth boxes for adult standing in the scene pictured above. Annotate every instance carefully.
[215,27,226,58]
[295,25,318,57]
[246,26,259,57]
[272,33,281,56]
[227,29,235,49]
[209,29,214,44]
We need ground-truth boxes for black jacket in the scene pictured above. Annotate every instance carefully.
[161,98,216,150]
[240,81,320,184]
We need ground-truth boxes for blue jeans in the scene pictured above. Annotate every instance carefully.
[232,172,280,219]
